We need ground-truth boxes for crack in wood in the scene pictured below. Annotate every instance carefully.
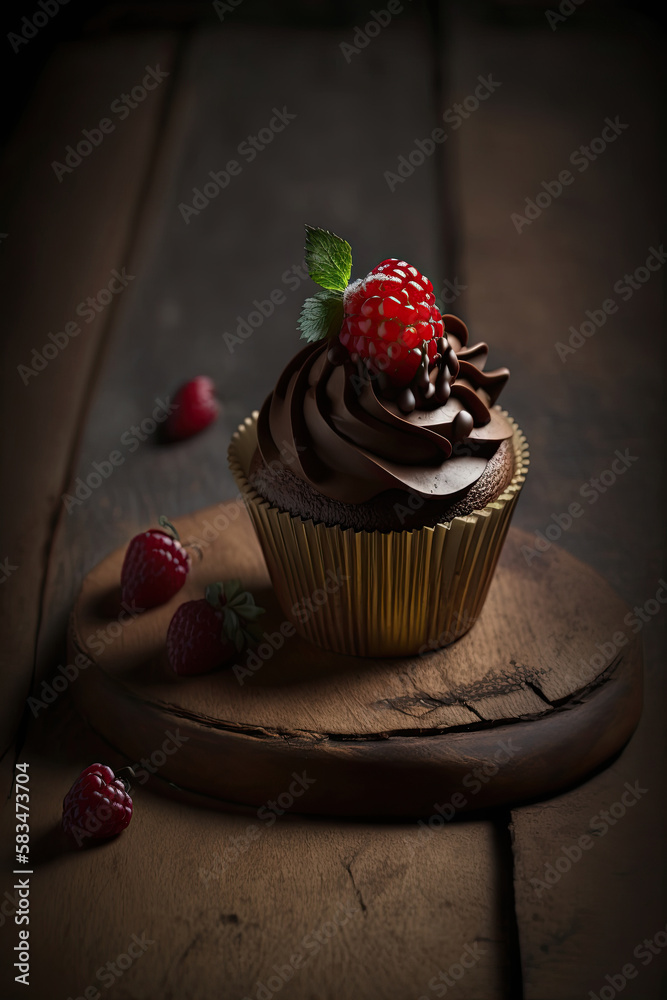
[496,811,525,998]
[374,661,549,718]
[524,680,554,708]
[344,861,368,916]
[461,700,484,721]
[73,629,629,745]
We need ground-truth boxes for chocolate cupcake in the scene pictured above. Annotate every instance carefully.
[229,228,528,656]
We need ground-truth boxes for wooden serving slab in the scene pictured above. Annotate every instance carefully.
[68,502,642,817]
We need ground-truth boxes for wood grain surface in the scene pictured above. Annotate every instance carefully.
[0,701,511,1000]
[0,34,177,755]
[68,509,642,815]
[0,14,520,1000]
[0,2,663,997]
[449,4,666,995]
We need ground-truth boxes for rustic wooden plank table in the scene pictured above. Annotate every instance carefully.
[0,3,664,998]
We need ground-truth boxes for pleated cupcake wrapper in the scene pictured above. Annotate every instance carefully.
[228,411,529,657]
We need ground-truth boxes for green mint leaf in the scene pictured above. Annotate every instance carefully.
[304,226,352,291]
[233,603,265,622]
[298,289,344,344]
[242,623,263,646]
[220,583,265,651]
[222,606,245,653]
[222,606,238,632]
[223,579,244,604]
[205,582,223,608]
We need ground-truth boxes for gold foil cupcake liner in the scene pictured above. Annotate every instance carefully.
[228,412,529,657]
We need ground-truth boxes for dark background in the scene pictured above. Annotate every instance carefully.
[0,1,665,998]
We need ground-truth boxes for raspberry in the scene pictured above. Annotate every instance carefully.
[62,764,133,847]
[167,581,265,676]
[167,599,233,675]
[164,376,219,441]
[120,518,190,610]
[297,228,446,392]
[340,259,444,386]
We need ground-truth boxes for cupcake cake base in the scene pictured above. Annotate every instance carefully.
[229,411,529,658]
[68,501,642,818]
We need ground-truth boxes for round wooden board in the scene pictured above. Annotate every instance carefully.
[68,502,642,817]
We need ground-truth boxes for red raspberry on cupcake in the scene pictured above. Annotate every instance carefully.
[298,226,448,394]
[341,259,443,385]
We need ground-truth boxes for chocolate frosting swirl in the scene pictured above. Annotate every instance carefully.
[257,314,513,505]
